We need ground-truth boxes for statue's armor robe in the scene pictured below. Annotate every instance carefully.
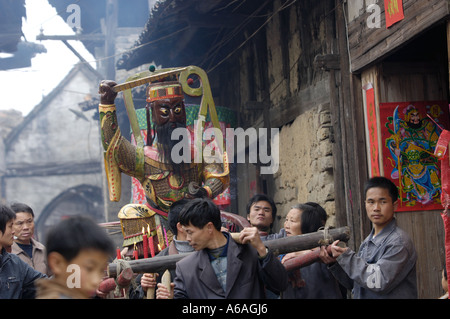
[99,103,229,234]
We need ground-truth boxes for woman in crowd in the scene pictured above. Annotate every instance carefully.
[277,202,344,299]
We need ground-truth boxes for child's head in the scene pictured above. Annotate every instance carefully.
[45,215,114,298]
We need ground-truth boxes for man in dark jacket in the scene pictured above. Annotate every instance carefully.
[129,199,194,299]
[0,204,45,299]
[157,198,288,299]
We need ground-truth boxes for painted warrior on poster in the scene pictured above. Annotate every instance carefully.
[382,101,449,211]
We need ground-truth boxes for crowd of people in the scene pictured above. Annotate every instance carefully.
[0,176,448,299]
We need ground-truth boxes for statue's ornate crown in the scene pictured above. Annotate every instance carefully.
[146,81,183,102]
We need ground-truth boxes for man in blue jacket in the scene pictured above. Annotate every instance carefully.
[0,204,46,299]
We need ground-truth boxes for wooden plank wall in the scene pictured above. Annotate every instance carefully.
[381,59,448,298]
[395,211,445,298]
[361,58,448,298]
[347,0,449,72]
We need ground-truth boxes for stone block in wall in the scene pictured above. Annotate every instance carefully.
[319,112,331,125]
[316,126,330,141]
[325,214,336,228]
[318,171,334,186]
[306,174,319,193]
[323,183,335,201]
[323,200,336,219]
[318,155,334,172]
[311,183,334,204]
[318,103,330,113]
[319,141,333,157]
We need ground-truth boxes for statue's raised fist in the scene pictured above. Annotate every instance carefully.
[99,80,118,104]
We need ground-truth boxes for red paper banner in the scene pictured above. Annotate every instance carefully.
[366,88,380,176]
[380,101,449,211]
[384,0,404,28]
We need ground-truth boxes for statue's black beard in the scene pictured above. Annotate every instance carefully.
[155,121,188,176]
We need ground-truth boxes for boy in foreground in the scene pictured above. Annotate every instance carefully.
[319,176,418,298]
[36,215,115,299]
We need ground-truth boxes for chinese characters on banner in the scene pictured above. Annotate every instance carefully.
[380,101,449,211]
[365,87,380,176]
[384,0,404,28]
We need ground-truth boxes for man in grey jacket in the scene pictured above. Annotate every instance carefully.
[10,202,52,276]
[319,176,418,298]
[158,198,288,299]
[0,204,46,299]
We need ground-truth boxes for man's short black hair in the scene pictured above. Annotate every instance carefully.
[10,202,34,218]
[246,194,277,217]
[168,198,191,236]
[178,198,221,231]
[364,176,399,202]
[0,205,16,234]
[45,215,115,262]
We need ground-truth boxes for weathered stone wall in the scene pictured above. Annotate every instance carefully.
[265,0,337,232]
[272,103,335,231]
[209,0,337,229]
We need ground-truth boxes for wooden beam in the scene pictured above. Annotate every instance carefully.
[36,34,105,42]
[5,161,102,177]
[269,77,330,128]
[187,13,251,29]
[347,0,450,72]
[447,19,450,95]
[105,0,118,80]
[107,226,350,277]
[331,0,369,250]
[314,54,341,71]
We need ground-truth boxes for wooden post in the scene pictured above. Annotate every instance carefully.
[105,0,118,80]
[146,273,156,299]
[447,19,450,100]
[263,226,350,256]
[446,20,450,296]
[107,226,350,277]
[161,270,171,291]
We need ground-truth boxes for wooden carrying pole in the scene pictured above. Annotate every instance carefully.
[107,226,350,277]
[282,246,333,272]
[111,67,187,93]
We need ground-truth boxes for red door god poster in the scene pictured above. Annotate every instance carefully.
[380,101,449,211]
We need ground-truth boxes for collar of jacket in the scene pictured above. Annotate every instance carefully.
[0,248,13,271]
[11,238,45,255]
[367,218,397,246]
[206,232,230,261]
[198,232,244,297]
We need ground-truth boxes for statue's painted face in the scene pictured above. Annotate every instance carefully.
[146,81,186,127]
[151,97,186,126]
